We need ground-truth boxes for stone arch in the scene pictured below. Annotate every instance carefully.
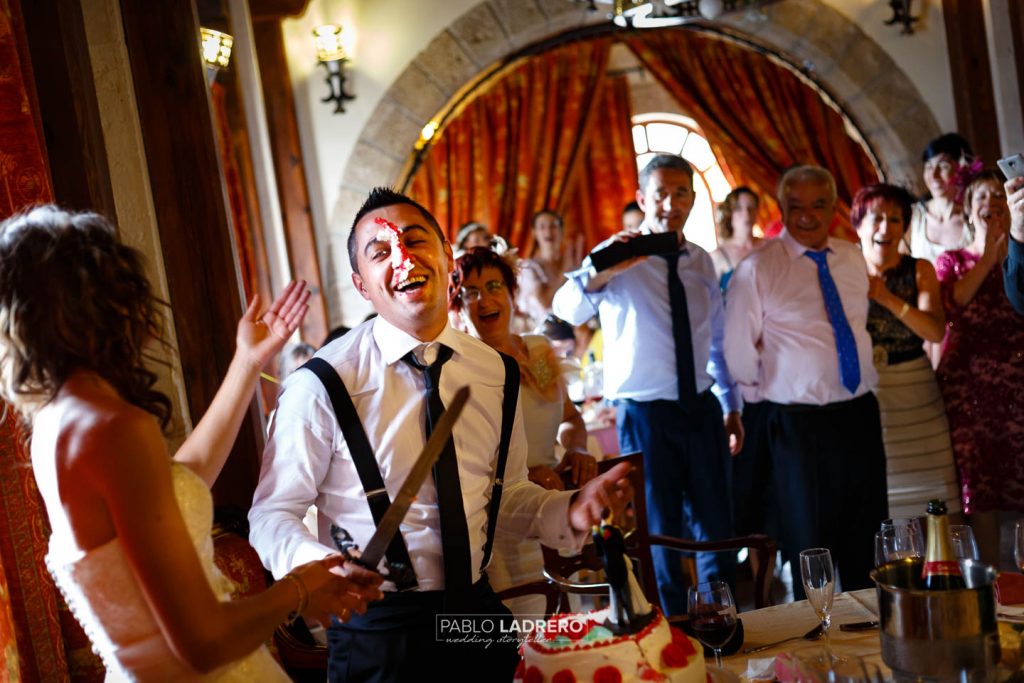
[329,0,939,321]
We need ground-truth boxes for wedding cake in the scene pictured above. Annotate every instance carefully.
[513,607,707,683]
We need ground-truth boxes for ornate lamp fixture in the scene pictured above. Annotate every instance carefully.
[200,27,233,84]
[313,24,356,114]
[570,0,776,27]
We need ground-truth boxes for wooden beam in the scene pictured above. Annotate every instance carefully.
[253,18,329,345]
[119,0,264,510]
[18,0,115,216]
[943,0,1001,164]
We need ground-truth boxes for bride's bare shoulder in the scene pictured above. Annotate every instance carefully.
[49,375,164,473]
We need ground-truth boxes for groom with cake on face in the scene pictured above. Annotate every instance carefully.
[248,187,634,683]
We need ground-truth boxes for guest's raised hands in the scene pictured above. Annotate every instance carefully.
[237,280,311,370]
[1006,176,1024,242]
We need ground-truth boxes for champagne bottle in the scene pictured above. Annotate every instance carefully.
[921,499,966,590]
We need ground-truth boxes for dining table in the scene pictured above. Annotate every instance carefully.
[719,589,888,681]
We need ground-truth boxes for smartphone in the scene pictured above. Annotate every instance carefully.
[997,153,1024,180]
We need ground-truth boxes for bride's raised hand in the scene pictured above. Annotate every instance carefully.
[237,280,311,370]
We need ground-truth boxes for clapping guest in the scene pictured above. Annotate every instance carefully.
[710,186,762,292]
[908,133,975,264]
[852,184,959,519]
[450,247,597,619]
[0,206,383,680]
[935,171,1024,566]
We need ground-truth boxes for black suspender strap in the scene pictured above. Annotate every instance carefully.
[301,358,418,590]
[481,352,520,571]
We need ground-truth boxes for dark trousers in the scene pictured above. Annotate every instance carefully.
[616,391,736,616]
[327,577,519,683]
[765,393,888,599]
[731,401,779,540]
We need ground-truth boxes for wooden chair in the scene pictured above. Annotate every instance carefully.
[541,451,778,612]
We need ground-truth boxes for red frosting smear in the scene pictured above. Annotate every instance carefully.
[661,642,692,668]
[552,670,577,683]
[515,659,525,679]
[669,627,697,656]
[594,666,623,683]
[523,665,543,683]
[373,216,413,285]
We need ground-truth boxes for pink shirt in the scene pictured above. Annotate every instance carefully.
[724,229,878,406]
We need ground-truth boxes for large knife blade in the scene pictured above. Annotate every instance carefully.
[354,384,470,571]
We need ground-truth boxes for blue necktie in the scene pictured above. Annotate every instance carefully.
[804,249,861,394]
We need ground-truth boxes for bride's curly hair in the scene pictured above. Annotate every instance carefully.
[0,206,172,428]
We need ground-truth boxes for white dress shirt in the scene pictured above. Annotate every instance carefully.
[724,228,879,405]
[249,316,582,587]
[552,238,741,413]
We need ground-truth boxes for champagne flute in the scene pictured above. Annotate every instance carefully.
[1015,521,1024,573]
[687,581,738,669]
[800,548,835,658]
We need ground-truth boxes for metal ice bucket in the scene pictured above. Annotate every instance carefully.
[870,558,998,681]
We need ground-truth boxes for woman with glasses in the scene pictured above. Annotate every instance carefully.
[448,247,597,618]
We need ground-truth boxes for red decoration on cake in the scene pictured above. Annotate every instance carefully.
[594,665,623,683]
[552,669,577,683]
[515,659,526,679]
[639,663,668,680]
[661,642,692,668]
[523,665,544,683]
[669,627,697,655]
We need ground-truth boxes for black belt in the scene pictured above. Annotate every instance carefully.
[766,392,875,414]
[886,347,925,365]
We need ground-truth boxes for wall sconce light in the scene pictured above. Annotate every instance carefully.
[884,0,918,34]
[200,27,233,84]
[313,24,355,114]
[415,120,439,150]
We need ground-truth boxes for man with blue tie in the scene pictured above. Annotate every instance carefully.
[553,154,743,616]
[724,165,888,598]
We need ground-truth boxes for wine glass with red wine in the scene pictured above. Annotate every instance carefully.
[687,580,738,669]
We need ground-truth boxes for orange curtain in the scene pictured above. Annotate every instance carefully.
[624,29,880,242]
[408,37,614,253]
[560,75,638,250]
[0,2,102,679]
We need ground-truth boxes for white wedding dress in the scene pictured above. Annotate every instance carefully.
[44,463,290,682]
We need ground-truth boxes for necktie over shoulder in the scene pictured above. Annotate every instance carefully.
[804,249,861,394]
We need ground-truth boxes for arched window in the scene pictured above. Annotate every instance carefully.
[632,114,731,252]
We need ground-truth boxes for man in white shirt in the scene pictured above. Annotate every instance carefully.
[553,155,743,616]
[724,166,888,598]
[249,188,632,682]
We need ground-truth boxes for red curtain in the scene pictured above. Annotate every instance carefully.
[0,2,102,679]
[408,37,615,253]
[560,75,639,250]
[624,29,880,242]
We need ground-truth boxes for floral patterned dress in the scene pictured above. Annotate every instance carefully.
[935,249,1024,514]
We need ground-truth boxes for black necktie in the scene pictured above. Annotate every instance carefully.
[660,252,697,411]
[402,344,472,607]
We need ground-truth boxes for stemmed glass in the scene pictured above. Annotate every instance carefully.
[948,525,979,561]
[687,580,738,669]
[800,548,836,657]
[874,518,924,565]
[1015,521,1024,573]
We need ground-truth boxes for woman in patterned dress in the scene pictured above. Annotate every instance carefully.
[935,171,1024,566]
[852,184,960,520]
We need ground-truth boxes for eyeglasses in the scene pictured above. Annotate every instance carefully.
[460,279,506,303]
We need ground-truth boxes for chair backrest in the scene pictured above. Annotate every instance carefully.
[542,451,778,611]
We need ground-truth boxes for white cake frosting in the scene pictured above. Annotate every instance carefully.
[514,607,707,683]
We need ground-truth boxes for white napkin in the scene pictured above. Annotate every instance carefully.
[743,656,778,681]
